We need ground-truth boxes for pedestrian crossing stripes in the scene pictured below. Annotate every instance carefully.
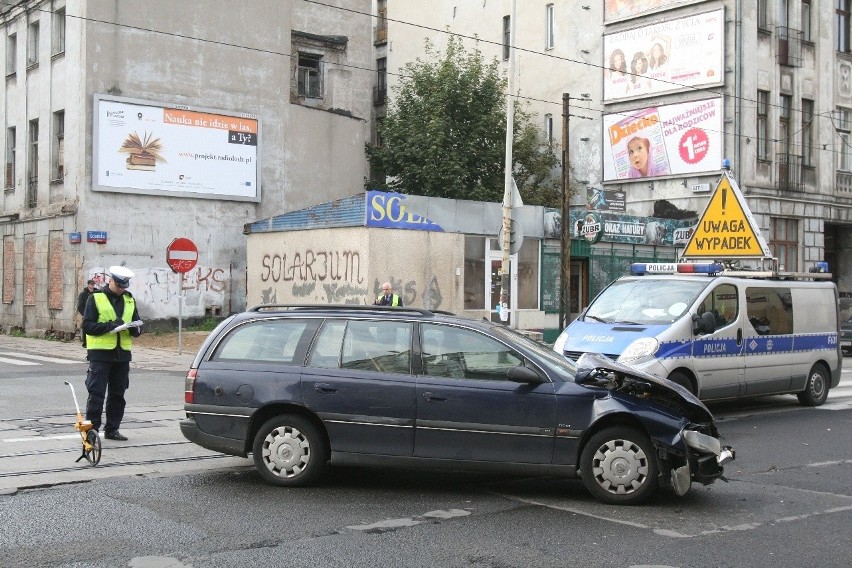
[0,352,83,366]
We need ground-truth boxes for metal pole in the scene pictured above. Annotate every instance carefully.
[178,272,184,354]
[559,93,572,330]
[500,0,517,327]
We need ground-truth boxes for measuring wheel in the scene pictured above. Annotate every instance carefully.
[84,429,102,465]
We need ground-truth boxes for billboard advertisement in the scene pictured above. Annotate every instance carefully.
[604,0,706,23]
[93,95,260,201]
[603,9,724,101]
[603,97,723,182]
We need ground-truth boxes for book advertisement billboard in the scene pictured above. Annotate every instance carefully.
[603,9,724,102]
[603,97,722,182]
[94,95,260,201]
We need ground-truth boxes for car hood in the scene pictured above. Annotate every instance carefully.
[574,352,714,423]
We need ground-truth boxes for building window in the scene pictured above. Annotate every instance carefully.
[502,15,510,60]
[758,0,769,30]
[27,119,38,208]
[802,99,814,166]
[297,52,322,98]
[802,0,812,42]
[27,21,39,67]
[544,113,553,146]
[836,107,851,171]
[545,4,554,50]
[5,127,15,190]
[52,110,64,180]
[52,7,65,55]
[375,57,387,105]
[771,218,799,272]
[779,94,792,156]
[6,33,16,75]
[757,90,770,160]
[839,0,851,52]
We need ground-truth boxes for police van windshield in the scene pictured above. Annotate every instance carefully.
[585,278,711,325]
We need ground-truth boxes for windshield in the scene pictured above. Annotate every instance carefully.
[585,277,711,325]
[491,326,580,377]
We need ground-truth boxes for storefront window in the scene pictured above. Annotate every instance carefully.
[464,236,485,309]
[517,239,539,309]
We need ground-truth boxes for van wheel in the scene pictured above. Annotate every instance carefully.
[580,426,659,505]
[253,415,327,486]
[797,363,830,407]
[667,371,696,395]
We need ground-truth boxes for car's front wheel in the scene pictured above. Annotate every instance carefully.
[580,426,659,505]
[797,363,830,407]
[253,415,327,486]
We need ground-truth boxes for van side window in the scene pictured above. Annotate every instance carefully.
[746,286,793,335]
[698,284,738,328]
[212,319,316,364]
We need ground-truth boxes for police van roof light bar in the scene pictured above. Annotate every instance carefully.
[630,262,723,276]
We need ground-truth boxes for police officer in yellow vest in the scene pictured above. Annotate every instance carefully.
[374,281,403,306]
[82,266,142,441]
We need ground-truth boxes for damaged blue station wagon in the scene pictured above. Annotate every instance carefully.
[181,305,734,505]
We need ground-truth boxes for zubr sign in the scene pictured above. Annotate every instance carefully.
[166,237,198,273]
[682,172,772,258]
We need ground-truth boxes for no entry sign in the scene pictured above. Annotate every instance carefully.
[166,237,198,273]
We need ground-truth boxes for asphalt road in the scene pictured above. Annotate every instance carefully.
[1,337,850,567]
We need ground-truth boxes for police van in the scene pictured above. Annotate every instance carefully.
[554,168,842,405]
[552,261,841,406]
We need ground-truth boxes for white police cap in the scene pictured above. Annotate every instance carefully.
[109,265,134,287]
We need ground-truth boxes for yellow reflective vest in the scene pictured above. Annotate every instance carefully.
[85,293,135,350]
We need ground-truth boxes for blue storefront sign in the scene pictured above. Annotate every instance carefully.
[87,231,108,243]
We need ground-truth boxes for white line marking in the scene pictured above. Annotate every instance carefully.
[0,352,81,364]
[0,356,39,366]
[3,433,82,442]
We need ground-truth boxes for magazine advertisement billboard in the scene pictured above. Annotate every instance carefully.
[603,9,724,102]
[93,95,260,201]
[603,97,723,182]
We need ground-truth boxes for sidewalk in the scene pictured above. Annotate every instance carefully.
[0,334,196,372]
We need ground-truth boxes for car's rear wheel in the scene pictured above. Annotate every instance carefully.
[580,426,659,505]
[253,415,327,486]
[797,363,830,407]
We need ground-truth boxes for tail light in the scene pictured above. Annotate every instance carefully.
[185,368,197,404]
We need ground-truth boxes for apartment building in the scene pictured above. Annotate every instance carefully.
[373,0,852,316]
[0,0,373,335]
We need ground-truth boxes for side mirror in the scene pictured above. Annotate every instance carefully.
[507,365,545,384]
[693,311,716,335]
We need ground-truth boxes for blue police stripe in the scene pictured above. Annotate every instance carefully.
[657,332,837,361]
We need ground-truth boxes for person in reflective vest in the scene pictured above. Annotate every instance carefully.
[374,281,403,306]
[81,266,142,441]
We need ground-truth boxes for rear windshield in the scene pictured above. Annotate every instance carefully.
[585,278,710,325]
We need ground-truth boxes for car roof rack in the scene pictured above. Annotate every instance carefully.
[246,304,457,317]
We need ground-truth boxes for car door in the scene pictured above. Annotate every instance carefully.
[691,282,746,399]
[414,323,557,464]
[742,285,794,395]
[301,318,416,457]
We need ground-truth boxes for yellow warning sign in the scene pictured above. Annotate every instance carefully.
[682,172,771,258]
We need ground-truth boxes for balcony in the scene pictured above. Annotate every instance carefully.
[776,153,803,192]
[836,171,852,195]
[777,27,803,67]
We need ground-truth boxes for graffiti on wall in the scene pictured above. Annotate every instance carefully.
[260,250,365,284]
[87,265,228,319]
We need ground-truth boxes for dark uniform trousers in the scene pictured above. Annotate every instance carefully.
[85,360,130,432]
